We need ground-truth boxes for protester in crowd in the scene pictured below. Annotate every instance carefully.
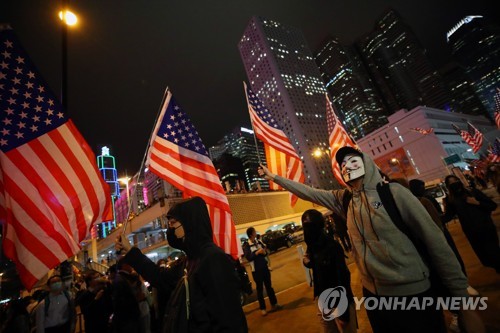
[301,209,356,333]
[115,196,248,333]
[35,275,76,333]
[111,261,142,333]
[1,297,31,333]
[258,146,484,333]
[243,227,282,316]
[443,175,500,274]
[76,270,113,333]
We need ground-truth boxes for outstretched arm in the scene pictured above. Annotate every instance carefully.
[259,164,347,216]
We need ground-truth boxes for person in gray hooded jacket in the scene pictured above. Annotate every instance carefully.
[258,146,484,333]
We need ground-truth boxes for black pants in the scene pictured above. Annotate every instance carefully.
[363,288,446,333]
[45,321,71,333]
[252,268,277,310]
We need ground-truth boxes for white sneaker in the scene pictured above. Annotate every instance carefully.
[449,314,460,333]
[467,285,480,296]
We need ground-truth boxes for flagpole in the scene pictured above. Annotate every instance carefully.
[243,82,263,165]
[120,86,170,237]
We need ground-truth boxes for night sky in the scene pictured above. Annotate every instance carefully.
[1,0,498,175]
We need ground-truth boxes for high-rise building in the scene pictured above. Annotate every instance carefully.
[439,62,487,116]
[315,37,388,139]
[356,10,450,113]
[447,16,500,118]
[239,16,336,189]
[213,127,268,191]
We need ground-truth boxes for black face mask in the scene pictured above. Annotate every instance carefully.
[449,182,464,195]
[167,226,186,251]
[303,223,323,246]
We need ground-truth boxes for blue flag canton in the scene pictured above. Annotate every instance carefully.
[246,86,282,130]
[157,96,208,156]
[0,29,67,153]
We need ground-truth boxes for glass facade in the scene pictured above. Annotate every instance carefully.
[356,10,450,113]
[447,16,500,119]
[315,37,388,139]
[239,17,337,189]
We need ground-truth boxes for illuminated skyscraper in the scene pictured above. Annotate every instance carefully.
[439,62,487,116]
[217,127,268,191]
[315,37,388,139]
[239,17,336,188]
[96,146,120,238]
[356,10,449,113]
[447,16,500,118]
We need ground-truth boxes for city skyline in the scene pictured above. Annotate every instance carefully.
[1,1,498,174]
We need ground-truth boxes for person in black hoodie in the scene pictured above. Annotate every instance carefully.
[115,196,248,333]
[302,209,356,333]
[443,175,500,273]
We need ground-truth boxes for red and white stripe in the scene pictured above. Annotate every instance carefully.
[244,86,305,206]
[147,94,241,258]
[325,94,358,186]
[0,121,112,289]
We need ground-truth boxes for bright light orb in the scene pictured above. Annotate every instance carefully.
[59,10,78,26]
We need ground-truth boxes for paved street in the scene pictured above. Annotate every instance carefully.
[243,187,500,333]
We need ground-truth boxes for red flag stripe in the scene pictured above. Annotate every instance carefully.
[325,94,358,186]
[250,113,299,157]
[3,235,44,290]
[149,141,231,208]
[5,148,74,236]
[149,139,226,191]
[2,173,77,257]
[63,121,111,227]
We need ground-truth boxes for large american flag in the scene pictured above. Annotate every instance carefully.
[244,83,304,206]
[0,27,112,289]
[145,91,241,258]
[325,94,357,186]
[452,123,483,154]
[494,88,500,129]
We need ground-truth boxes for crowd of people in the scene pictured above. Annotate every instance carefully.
[1,146,499,333]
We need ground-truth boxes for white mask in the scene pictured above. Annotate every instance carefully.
[341,154,365,183]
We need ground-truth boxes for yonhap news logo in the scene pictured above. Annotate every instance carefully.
[318,286,349,321]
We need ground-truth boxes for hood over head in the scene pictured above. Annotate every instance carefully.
[167,197,214,257]
[409,179,426,197]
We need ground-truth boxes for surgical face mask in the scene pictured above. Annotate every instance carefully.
[341,154,365,183]
[50,282,63,292]
[167,226,186,251]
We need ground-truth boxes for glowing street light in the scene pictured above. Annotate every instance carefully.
[312,148,324,158]
[58,10,78,26]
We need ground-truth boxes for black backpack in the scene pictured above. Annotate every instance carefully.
[343,182,449,297]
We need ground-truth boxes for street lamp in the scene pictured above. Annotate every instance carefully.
[58,4,78,111]
[389,158,407,180]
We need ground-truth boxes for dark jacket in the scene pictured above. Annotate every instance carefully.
[442,188,497,230]
[77,287,113,333]
[125,197,247,333]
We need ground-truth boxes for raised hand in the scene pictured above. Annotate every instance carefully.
[258,163,276,181]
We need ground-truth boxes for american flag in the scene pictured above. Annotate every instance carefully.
[244,83,305,206]
[494,88,500,129]
[410,127,434,135]
[487,139,500,163]
[0,27,112,289]
[452,123,483,154]
[325,94,357,186]
[145,91,241,258]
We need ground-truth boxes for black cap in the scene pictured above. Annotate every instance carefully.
[335,146,362,166]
